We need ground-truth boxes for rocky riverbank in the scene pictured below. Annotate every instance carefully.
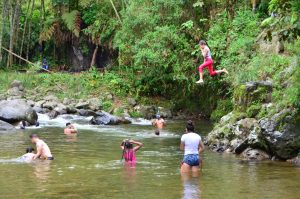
[206,80,300,164]
[0,80,174,131]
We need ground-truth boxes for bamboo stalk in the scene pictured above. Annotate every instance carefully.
[109,0,122,24]
[1,47,51,73]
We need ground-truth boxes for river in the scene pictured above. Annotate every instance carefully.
[0,114,299,199]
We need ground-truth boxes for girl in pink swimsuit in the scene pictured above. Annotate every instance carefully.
[121,139,143,165]
[196,40,228,84]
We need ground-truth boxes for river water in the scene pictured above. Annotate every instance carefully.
[0,114,299,199]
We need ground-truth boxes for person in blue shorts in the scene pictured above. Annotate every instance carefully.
[180,120,205,174]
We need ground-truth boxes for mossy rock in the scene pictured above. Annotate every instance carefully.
[247,104,262,118]
[234,82,272,112]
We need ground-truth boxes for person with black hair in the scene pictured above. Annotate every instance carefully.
[180,121,205,174]
[196,40,228,84]
[120,139,143,165]
[20,147,35,162]
[64,122,77,135]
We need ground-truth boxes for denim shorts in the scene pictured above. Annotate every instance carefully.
[183,154,200,166]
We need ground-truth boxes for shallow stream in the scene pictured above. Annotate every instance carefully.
[0,115,299,199]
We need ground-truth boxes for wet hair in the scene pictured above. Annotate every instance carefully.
[186,120,195,132]
[155,130,160,136]
[26,147,34,153]
[35,121,40,127]
[121,140,133,149]
[199,40,207,45]
[29,134,38,139]
[66,122,71,127]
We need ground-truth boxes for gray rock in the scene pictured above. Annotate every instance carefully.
[78,109,97,117]
[127,98,137,106]
[90,111,131,125]
[54,104,67,115]
[159,107,173,118]
[7,87,24,97]
[0,120,16,132]
[44,95,58,101]
[10,80,22,88]
[66,106,77,114]
[134,105,156,119]
[43,101,58,110]
[75,101,89,109]
[0,99,38,124]
[88,98,101,111]
[106,93,114,100]
[26,100,35,107]
[241,148,270,161]
[48,110,59,119]
[35,100,45,108]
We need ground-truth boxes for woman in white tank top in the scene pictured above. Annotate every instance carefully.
[196,40,228,84]
[180,121,205,175]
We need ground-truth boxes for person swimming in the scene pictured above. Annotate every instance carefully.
[64,122,77,135]
[152,114,166,135]
[120,139,143,165]
[20,147,35,162]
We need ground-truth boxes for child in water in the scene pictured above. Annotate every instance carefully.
[20,147,35,162]
[120,139,143,164]
[196,40,228,84]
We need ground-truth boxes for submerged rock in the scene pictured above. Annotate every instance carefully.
[0,99,38,125]
[241,148,270,161]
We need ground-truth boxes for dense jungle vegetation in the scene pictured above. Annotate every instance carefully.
[0,0,299,118]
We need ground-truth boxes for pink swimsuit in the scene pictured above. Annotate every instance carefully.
[124,149,136,164]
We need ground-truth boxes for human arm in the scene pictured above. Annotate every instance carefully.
[180,134,185,151]
[33,144,42,160]
[132,140,143,152]
[198,140,205,153]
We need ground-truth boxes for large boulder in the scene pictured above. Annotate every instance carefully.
[0,120,16,132]
[259,109,300,159]
[90,111,131,125]
[0,99,38,124]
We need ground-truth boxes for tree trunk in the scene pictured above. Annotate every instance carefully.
[0,0,8,63]
[7,1,19,68]
[19,0,31,61]
[26,0,35,60]
[90,45,98,67]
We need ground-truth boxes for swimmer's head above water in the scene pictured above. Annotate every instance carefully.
[121,139,133,149]
[26,147,34,153]
[155,130,160,136]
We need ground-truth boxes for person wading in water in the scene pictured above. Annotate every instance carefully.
[180,121,205,175]
[120,139,143,166]
[196,40,228,84]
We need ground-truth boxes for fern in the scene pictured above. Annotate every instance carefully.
[62,10,82,37]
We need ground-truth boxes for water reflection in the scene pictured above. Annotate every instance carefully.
[32,160,52,182]
[122,163,137,192]
[65,134,78,143]
[181,174,201,199]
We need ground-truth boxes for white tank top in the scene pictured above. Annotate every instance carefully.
[202,46,212,59]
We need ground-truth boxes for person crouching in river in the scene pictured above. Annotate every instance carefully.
[121,139,143,165]
[30,134,54,160]
[180,121,204,175]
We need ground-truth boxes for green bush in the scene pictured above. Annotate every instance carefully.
[210,99,233,122]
